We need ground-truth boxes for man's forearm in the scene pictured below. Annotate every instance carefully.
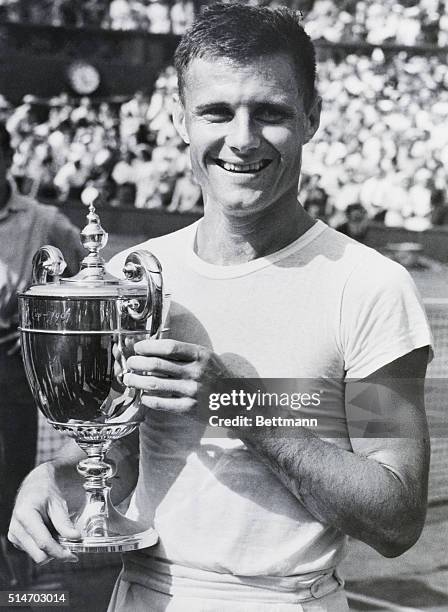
[240,427,428,557]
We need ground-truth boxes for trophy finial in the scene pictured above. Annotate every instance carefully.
[80,187,108,276]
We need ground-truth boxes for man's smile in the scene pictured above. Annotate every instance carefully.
[213,159,272,174]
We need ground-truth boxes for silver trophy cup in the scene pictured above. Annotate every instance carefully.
[19,199,166,553]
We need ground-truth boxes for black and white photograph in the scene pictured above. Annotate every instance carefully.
[0,1,447,610]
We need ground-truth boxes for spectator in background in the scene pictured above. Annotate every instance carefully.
[408,170,432,220]
[336,203,369,242]
[70,96,96,126]
[0,122,83,586]
[303,184,330,222]
[430,188,448,226]
[82,147,118,207]
[6,96,35,144]
[132,145,158,208]
[171,0,195,34]
[80,0,109,28]
[54,0,80,27]
[109,0,134,30]
[53,151,91,201]
[147,0,171,33]
[167,166,202,213]
[150,145,177,208]
[147,68,179,145]
[120,91,151,149]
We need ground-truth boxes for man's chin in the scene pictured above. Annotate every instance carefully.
[214,196,268,217]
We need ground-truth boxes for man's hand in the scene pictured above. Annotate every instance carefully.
[8,431,140,565]
[123,338,230,416]
[8,462,80,565]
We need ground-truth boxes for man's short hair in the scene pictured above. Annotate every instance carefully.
[174,2,317,112]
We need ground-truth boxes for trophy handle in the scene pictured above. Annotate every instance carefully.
[122,250,164,337]
[32,246,67,284]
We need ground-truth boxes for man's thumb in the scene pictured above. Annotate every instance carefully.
[48,498,81,540]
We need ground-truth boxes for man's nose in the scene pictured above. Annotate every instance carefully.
[225,111,260,153]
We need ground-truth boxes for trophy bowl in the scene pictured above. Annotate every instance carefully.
[18,201,166,553]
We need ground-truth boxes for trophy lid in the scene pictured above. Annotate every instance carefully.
[23,190,160,299]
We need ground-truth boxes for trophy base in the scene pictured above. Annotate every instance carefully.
[59,526,158,553]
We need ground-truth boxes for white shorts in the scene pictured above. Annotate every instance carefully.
[107,561,349,612]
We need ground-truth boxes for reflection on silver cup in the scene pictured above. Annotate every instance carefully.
[19,201,166,553]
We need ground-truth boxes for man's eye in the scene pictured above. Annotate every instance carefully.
[202,109,232,122]
[256,110,287,123]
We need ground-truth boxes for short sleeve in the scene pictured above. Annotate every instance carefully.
[340,255,433,379]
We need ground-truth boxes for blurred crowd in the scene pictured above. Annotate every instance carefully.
[305,0,448,47]
[0,0,195,34]
[1,0,447,46]
[300,51,448,230]
[2,67,202,213]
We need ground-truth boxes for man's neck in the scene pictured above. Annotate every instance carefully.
[195,200,315,265]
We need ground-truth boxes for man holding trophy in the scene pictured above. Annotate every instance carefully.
[9,4,432,611]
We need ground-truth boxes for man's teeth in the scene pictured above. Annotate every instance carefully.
[218,160,268,173]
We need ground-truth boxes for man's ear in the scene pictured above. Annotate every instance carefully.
[172,94,190,144]
[304,95,322,144]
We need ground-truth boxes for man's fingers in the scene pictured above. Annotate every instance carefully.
[139,393,197,413]
[9,517,77,564]
[133,339,201,361]
[123,372,198,398]
[11,500,79,562]
[8,520,50,564]
[126,355,192,378]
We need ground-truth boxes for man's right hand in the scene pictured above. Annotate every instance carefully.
[8,462,80,564]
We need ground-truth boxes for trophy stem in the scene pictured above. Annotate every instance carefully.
[74,442,115,539]
[58,441,158,553]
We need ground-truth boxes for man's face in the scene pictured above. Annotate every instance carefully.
[174,54,320,217]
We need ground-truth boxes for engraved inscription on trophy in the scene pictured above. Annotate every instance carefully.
[33,309,72,326]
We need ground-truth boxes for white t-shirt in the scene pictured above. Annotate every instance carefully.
[107,219,432,586]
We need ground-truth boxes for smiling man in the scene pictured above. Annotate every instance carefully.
[9,4,432,612]
[176,54,314,219]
